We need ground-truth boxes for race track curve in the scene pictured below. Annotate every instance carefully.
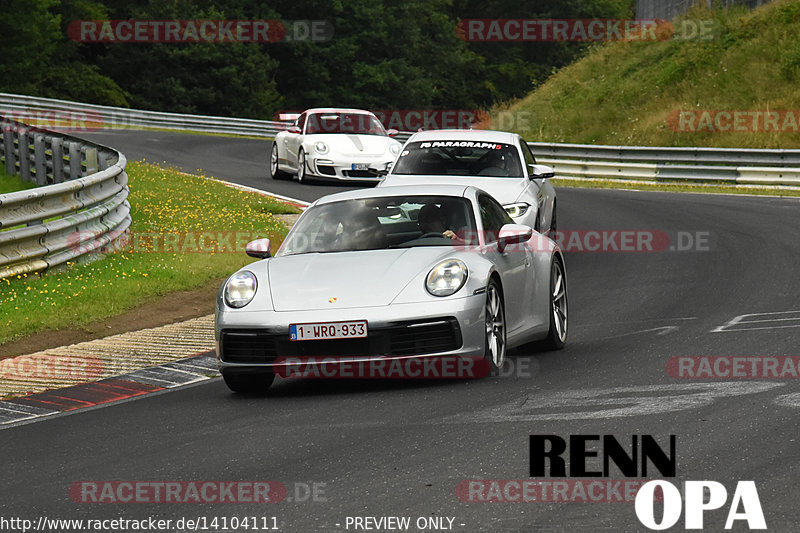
[2,129,799,532]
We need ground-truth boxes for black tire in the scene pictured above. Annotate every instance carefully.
[269,143,290,180]
[296,148,308,183]
[484,278,507,376]
[540,257,568,351]
[549,203,557,237]
[222,372,275,393]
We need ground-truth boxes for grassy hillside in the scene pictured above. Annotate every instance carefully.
[499,0,800,148]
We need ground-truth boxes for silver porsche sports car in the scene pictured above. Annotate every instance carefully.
[215,184,568,392]
[379,129,558,236]
[270,108,403,183]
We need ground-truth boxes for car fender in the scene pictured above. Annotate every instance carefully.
[272,131,288,171]
[390,253,498,305]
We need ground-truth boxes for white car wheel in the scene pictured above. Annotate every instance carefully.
[270,143,290,180]
[296,149,308,183]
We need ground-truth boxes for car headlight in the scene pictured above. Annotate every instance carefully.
[426,259,468,297]
[314,142,329,155]
[390,143,400,155]
[224,271,257,308]
[504,202,530,218]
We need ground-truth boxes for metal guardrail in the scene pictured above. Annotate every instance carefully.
[0,93,415,141]
[2,93,797,185]
[0,93,292,138]
[0,118,131,279]
[529,142,800,185]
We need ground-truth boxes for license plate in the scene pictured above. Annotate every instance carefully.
[290,320,368,341]
[351,163,369,170]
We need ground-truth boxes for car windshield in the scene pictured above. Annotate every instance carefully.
[391,140,523,177]
[277,195,478,256]
[305,113,387,135]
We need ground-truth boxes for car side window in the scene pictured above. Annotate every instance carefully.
[297,113,307,132]
[521,139,537,172]
[479,194,512,242]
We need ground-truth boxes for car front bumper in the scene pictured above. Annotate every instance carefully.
[307,154,394,182]
[215,294,486,374]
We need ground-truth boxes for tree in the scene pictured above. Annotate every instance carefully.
[0,0,61,95]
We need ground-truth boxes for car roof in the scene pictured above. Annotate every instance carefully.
[405,129,519,144]
[313,184,475,205]
[304,108,375,115]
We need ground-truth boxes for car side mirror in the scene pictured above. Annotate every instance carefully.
[246,238,272,259]
[287,126,301,134]
[387,129,399,137]
[497,224,533,252]
[528,164,555,180]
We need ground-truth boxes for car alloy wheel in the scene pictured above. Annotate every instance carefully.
[543,258,568,350]
[484,279,506,375]
[270,143,289,180]
[297,149,307,182]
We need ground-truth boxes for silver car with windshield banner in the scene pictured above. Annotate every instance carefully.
[215,184,567,392]
[379,130,558,235]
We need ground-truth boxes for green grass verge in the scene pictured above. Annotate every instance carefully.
[0,169,37,194]
[552,178,800,197]
[498,0,800,149]
[0,161,300,345]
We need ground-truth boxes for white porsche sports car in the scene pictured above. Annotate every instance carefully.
[270,108,403,183]
[379,130,558,236]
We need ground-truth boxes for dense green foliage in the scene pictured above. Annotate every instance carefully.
[1,0,631,117]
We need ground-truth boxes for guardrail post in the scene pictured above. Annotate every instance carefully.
[19,129,31,182]
[68,141,81,180]
[51,137,64,182]
[98,150,110,171]
[83,146,98,176]
[3,125,15,175]
[33,133,47,185]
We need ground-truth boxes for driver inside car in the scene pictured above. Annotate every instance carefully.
[477,148,512,176]
[417,204,459,240]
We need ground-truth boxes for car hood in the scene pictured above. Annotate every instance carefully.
[307,134,394,157]
[268,248,451,311]
[380,174,527,204]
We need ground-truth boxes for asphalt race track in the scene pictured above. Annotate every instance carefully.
[2,129,799,532]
